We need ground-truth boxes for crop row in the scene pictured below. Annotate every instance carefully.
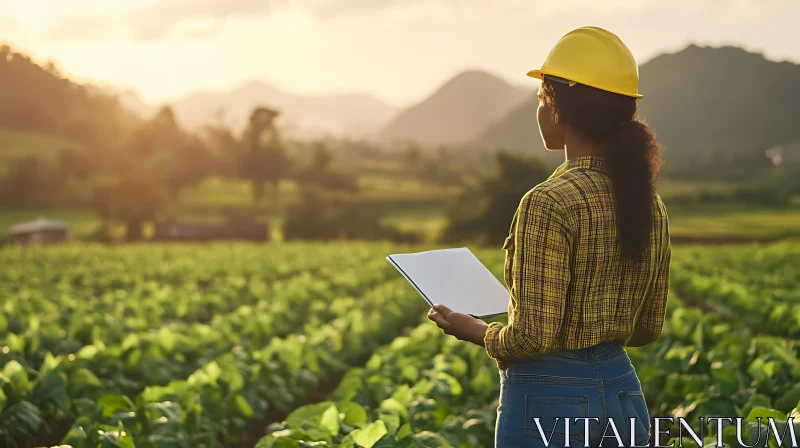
[247,251,800,448]
[671,242,798,300]
[671,241,800,337]
[0,243,429,447]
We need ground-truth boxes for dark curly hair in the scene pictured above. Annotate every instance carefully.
[540,77,664,259]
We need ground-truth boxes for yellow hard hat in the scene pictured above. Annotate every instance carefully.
[527,26,643,99]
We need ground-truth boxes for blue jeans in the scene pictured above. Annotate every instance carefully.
[495,342,651,447]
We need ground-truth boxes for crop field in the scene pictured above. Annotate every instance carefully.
[1,240,799,448]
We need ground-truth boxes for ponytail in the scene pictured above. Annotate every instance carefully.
[541,79,664,260]
[604,120,663,260]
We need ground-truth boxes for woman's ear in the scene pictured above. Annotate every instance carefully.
[537,102,566,150]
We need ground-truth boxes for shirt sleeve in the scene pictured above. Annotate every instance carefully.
[626,220,671,347]
[484,187,573,363]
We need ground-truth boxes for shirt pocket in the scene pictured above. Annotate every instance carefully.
[502,235,515,288]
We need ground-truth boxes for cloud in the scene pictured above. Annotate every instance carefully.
[313,0,420,19]
[37,0,798,44]
[50,0,469,40]
[47,15,116,40]
[312,0,484,19]
[126,0,288,39]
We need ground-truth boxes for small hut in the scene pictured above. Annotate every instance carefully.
[11,218,70,245]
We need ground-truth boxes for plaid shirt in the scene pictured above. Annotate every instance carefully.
[484,156,671,370]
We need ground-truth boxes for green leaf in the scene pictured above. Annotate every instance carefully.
[739,393,772,417]
[401,365,419,382]
[0,388,6,409]
[97,395,134,420]
[378,411,401,436]
[235,394,254,418]
[775,384,800,413]
[77,344,100,359]
[121,333,139,351]
[351,420,388,448]
[39,352,62,376]
[410,379,433,396]
[188,361,221,386]
[157,327,177,353]
[3,360,30,393]
[99,429,136,448]
[255,435,304,448]
[390,385,411,407]
[286,401,336,429]
[432,372,463,397]
[373,435,399,448]
[140,385,174,403]
[338,434,357,448]
[0,401,42,436]
[413,431,452,447]
[380,398,408,420]
[340,401,368,428]
[395,424,412,441]
[6,333,24,353]
[320,403,340,436]
[255,435,277,448]
[746,407,787,423]
[30,367,69,413]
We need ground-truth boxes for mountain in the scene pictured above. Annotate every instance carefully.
[379,70,532,146]
[88,84,156,119]
[169,81,397,138]
[476,45,800,174]
[116,89,155,119]
[475,94,564,167]
[0,46,141,151]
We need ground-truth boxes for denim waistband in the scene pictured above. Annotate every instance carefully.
[540,341,626,364]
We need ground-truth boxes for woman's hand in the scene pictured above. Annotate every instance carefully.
[427,304,489,347]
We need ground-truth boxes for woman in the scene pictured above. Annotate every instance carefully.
[427,26,670,447]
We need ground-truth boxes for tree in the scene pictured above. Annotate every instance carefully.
[310,140,333,172]
[91,176,166,241]
[126,106,183,159]
[56,148,93,182]
[283,187,416,242]
[201,123,243,179]
[125,105,213,195]
[440,150,551,245]
[402,143,423,171]
[292,140,358,193]
[1,156,55,206]
[240,106,288,204]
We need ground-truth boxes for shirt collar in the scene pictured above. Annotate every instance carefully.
[549,156,610,179]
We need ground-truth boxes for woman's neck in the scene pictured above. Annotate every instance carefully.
[563,131,603,161]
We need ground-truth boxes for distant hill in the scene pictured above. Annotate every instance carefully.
[0,45,141,151]
[379,70,532,146]
[476,45,800,176]
[116,89,155,119]
[475,94,564,167]
[169,81,397,138]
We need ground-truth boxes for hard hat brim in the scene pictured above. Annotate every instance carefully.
[526,69,643,99]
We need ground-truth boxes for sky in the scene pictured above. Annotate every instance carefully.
[2,0,799,107]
